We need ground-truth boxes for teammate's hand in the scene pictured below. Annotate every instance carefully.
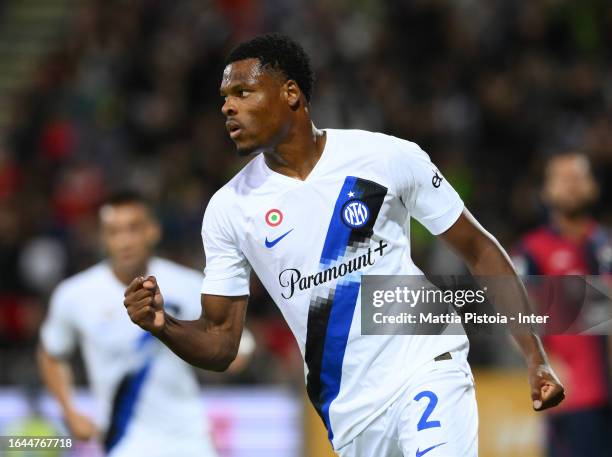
[65,409,98,441]
[527,362,565,411]
[123,276,166,335]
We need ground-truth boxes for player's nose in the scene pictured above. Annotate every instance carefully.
[221,98,237,117]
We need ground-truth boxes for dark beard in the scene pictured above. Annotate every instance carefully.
[563,207,591,219]
[554,201,593,219]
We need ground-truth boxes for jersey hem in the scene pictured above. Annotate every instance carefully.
[200,278,250,296]
[420,201,464,235]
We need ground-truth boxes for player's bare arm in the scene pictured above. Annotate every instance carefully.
[123,276,247,371]
[440,208,565,411]
[37,346,98,440]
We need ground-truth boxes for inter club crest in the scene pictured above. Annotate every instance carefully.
[341,200,370,228]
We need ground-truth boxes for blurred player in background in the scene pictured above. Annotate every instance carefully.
[514,152,612,457]
[124,34,564,456]
[38,191,219,457]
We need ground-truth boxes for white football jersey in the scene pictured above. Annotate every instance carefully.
[200,129,469,449]
[41,257,214,455]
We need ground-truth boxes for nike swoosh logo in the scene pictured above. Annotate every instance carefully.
[265,229,293,248]
[416,442,446,457]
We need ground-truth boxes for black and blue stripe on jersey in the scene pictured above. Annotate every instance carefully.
[305,175,387,443]
[103,332,155,452]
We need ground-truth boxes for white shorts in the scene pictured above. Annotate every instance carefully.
[336,349,478,457]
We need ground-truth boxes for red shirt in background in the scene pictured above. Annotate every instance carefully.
[514,222,612,413]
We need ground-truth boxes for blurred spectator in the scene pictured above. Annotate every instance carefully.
[513,152,612,457]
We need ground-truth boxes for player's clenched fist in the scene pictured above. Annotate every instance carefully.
[528,361,565,411]
[123,275,166,334]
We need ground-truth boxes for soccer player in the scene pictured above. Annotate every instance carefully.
[123,34,564,456]
[513,152,612,457]
[38,191,218,457]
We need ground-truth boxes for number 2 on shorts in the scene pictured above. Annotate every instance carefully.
[414,391,441,431]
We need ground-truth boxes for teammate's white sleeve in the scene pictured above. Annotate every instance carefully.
[40,283,78,357]
[200,193,251,296]
[389,137,464,235]
[172,267,205,320]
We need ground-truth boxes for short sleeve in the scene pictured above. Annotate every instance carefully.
[389,137,464,235]
[200,193,251,296]
[40,283,78,358]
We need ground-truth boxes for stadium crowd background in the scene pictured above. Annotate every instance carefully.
[0,0,610,415]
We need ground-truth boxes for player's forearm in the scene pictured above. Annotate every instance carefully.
[464,237,548,364]
[153,313,239,371]
[36,346,78,415]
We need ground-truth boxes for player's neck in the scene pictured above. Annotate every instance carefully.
[263,122,326,180]
[551,211,592,241]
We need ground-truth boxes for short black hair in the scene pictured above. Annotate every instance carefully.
[225,33,315,102]
[101,190,155,216]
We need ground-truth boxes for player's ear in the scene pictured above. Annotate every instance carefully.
[285,80,301,110]
[587,175,599,202]
[147,220,161,246]
[99,229,109,255]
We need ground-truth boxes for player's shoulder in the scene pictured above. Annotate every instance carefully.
[590,223,612,242]
[150,256,202,284]
[328,128,392,148]
[210,154,267,202]
[52,262,109,300]
[329,128,427,160]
